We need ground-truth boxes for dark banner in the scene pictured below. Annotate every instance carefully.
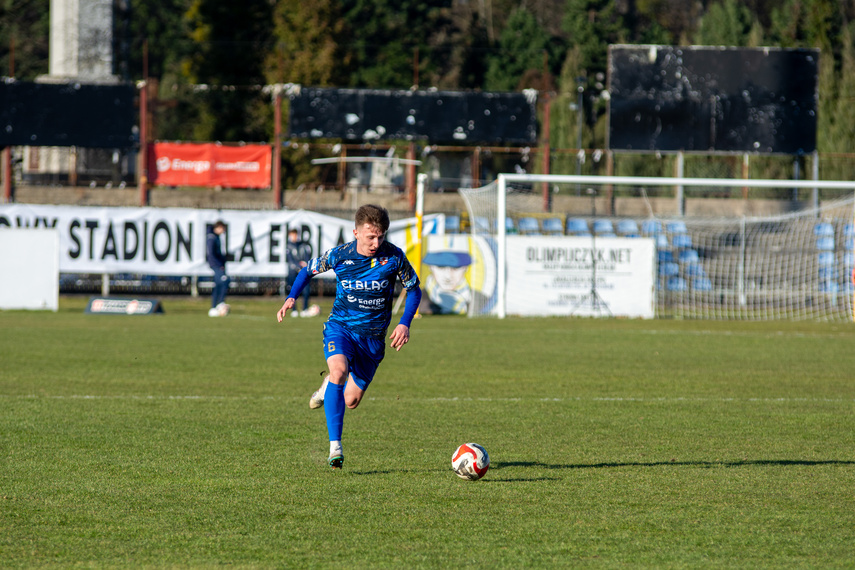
[0,80,136,148]
[608,46,818,154]
[289,87,538,145]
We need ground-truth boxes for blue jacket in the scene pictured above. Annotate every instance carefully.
[206,230,227,271]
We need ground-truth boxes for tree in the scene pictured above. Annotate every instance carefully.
[433,8,490,89]
[0,0,50,80]
[695,0,762,47]
[485,6,553,91]
[562,0,624,76]
[125,0,192,80]
[179,0,274,142]
[338,0,455,89]
[264,0,347,86]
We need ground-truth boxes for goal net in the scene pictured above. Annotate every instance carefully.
[458,174,855,321]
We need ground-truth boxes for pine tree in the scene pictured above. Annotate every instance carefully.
[264,0,346,86]
[485,7,552,91]
[695,0,759,46]
[562,0,624,76]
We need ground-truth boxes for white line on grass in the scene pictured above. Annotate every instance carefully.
[1,395,851,403]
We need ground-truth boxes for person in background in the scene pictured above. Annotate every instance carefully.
[286,228,316,317]
[206,220,230,317]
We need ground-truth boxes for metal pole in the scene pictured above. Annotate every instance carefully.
[575,80,584,196]
[675,151,685,216]
[138,79,148,206]
[415,173,426,279]
[541,95,551,212]
[273,89,282,209]
[811,150,819,210]
[497,174,507,319]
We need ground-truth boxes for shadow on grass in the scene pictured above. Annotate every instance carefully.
[494,459,855,470]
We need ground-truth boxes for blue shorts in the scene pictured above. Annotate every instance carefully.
[322,321,385,391]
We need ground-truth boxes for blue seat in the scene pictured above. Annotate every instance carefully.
[518,217,540,234]
[684,263,706,277]
[819,281,840,293]
[814,222,834,237]
[667,277,688,291]
[542,218,564,235]
[844,252,855,267]
[641,220,662,235]
[817,251,835,266]
[566,218,589,234]
[657,250,674,263]
[816,237,835,251]
[659,261,679,276]
[693,277,713,291]
[616,219,639,235]
[593,219,614,234]
[819,266,839,281]
[473,216,490,233]
[655,234,669,248]
[667,221,688,234]
[505,217,516,233]
[678,249,699,263]
[672,234,693,249]
[446,215,460,233]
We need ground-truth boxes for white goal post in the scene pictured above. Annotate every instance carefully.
[458,174,855,321]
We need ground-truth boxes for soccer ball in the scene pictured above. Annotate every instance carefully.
[451,443,490,480]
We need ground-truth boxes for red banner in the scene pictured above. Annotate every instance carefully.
[148,142,272,189]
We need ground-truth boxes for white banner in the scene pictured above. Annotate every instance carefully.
[0,205,440,277]
[505,236,655,318]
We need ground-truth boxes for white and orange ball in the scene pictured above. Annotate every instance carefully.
[451,443,490,481]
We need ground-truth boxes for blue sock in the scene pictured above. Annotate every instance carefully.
[324,382,346,444]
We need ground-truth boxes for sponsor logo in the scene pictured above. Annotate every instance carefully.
[156,157,212,174]
[341,279,389,291]
[214,161,260,172]
[343,260,355,265]
[356,298,385,309]
[89,298,155,314]
[344,294,385,310]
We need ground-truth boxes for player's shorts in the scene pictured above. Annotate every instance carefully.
[322,320,385,391]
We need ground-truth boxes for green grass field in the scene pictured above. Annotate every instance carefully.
[2,296,854,568]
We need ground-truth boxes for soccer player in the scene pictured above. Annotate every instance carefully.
[276,205,422,469]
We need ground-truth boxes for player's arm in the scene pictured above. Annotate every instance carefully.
[389,283,422,351]
[277,266,312,322]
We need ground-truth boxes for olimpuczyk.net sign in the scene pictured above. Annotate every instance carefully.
[504,236,656,319]
[0,205,439,277]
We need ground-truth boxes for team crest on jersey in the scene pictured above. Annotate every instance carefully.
[371,257,390,268]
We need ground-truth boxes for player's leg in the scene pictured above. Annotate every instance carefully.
[342,333,385,410]
[324,354,348,468]
[322,324,352,469]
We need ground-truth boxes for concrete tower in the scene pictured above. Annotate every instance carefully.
[48,0,117,81]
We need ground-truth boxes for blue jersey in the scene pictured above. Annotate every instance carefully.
[308,240,420,339]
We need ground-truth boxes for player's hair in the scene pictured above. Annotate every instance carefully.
[355,204,390,233]
[214,220,226,230]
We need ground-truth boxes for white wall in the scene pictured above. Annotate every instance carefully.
[0,229,60,311]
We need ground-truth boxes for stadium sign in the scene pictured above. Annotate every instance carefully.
[147,143,272,189]
[505,236,656,318]
[0,204,439,278]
